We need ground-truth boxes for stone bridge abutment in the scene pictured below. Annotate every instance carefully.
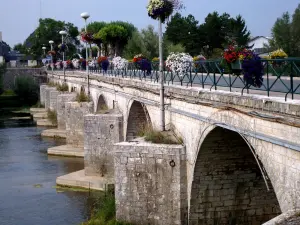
[39,71,300,225]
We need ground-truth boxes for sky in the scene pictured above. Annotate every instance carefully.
[0,0,299,47]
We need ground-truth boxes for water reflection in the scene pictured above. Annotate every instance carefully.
[0,118,97,225]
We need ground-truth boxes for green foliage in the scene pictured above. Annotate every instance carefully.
[14,76,39,106]
[56,83,69,92]
[47,81,57,87]
[269,4,300,56]
[81,194,131,225]
[23,18,79,59]
[86,21,107,34]
[13,43,28,54]
[76,91,90,102]
[1,89,16,96]
[47,109,57,125]
[123,31,146,59]
[165,12,250,57]
[137,125,181,144]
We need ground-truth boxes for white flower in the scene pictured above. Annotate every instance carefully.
[88,60,96,67]
[165,52,193,76]
[62,61,68,68]
[55,61,61,69]
[112,56,128,70]
[72,59,80,69]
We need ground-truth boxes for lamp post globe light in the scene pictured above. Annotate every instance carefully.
[49,40,54,75]
[59,30,67,82]
[42,46,46,56]
[81,12,90,95]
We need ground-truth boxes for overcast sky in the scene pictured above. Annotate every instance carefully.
[0,0,299,47]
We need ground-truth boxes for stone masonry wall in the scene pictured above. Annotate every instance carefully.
[84,113,123,177]
[57,93,76,130]
[189,127,281,225]
[49,90,61,111]
[114,141,188,225]
[65,102,93,147]
[44,87,56,109]
[40,85,48,105]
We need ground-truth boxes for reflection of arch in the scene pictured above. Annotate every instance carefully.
[189,127,281,225]
[71,87,75,92]
[96,95,108,112]
[80,86,85,93]
[126,101,151,141]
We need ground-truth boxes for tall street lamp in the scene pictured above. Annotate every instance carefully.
[49,40,54,76]
[158,19,165,131]
[59,30,67,82]
[42,46,46,56]
[81,12,90,95]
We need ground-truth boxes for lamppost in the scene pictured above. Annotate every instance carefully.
[49,40,54,75]
[158,19,165,131]
[42,46,46,56]
[81,12,90,95]
[59,30,67,82]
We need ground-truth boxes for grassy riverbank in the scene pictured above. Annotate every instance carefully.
[81,193,131,225]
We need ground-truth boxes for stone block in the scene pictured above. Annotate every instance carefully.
[113,141,187,225]
[44,87,56,109]
[49,90,61,111]
[65,101,93,147]
[57,93,76,130]
[84,113,123,177]
[40,84,48,105]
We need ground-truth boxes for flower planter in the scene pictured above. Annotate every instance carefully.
[231,60,242,70]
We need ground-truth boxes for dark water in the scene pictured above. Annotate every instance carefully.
[0,118,97,225]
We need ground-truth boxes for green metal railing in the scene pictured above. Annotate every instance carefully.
[51,58,300,100]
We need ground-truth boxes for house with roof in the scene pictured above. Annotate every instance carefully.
[247,36,271,55]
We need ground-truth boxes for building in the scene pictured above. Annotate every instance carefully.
[0,31,11,63]
[247,36,271,55]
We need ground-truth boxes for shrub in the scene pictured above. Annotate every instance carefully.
[76,91,90,102]
[1,89,16,96]
[56,83,69,92]
[137,124,182,144]
[47,109,57,125]
[47,81,57,87]
[14,76,39,106]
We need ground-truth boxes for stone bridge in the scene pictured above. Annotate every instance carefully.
[45,71,300,225]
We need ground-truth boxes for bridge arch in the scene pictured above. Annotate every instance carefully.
[126,100,151,141]
[189,127,281,225]
[96,94,108,112]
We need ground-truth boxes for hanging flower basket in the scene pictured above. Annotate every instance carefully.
[242,55,264,88]
[133,54,152,75]
[231,60,242,70]
[58,44,66,52]
[81,32,94,43]
[48,50,56,56]
[147,0,174,23]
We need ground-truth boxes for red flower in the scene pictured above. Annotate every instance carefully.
[97,56,108,64]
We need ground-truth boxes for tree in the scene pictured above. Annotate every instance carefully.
[269,12,292,55]
[123,31,146,59]
[13,43,28,54]
[24,18,80,59]
[226,15,251,46]
[291,4,300,56]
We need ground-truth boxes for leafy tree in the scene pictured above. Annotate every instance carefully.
[269,12,292,55]
[123,31,146,59]
[86,21,107,34]
[291,4,300,56]
[13,43,28,54]
[141,25,159,59]
[226,15,251,46]
[24,18,80,59]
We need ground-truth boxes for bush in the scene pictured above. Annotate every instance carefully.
[82,193,131,225]
[47,81,57,87]
[47,109,57,125]
[1,89,16,96]
[76,91,90,102]
[56,83,69,92]
[14,76,39,106]
[137,124,182,144]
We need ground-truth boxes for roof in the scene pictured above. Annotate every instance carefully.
[249,36,271,42]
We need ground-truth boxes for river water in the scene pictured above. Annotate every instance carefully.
[0,117,97,225]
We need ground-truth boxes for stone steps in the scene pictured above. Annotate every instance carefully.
[33,112,48,119]
[41,129,66,138]
[56,169,114,191]
[30,108,47,114]
[36,119,56,127]
[47,144,84,157]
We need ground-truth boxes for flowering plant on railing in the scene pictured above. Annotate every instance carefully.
[270,49,288,59]
[112,56,128,70]
[152,57,159,62]
[55,61,62,69]
[147,0,182,23]
[72,59,80,69]
[165,52,193,76]
[80,58,86,69]
[193,55,206,71]
[242,54,264,88]
[88,59,96,67]
[97,56,110,72]
[133,54,145,63]
[133,54,152,75]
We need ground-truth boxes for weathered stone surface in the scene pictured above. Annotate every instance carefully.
[84,113,123,177]
[49,90,61,111]
[41,129,66,138]
[57,93,76,130]
[40,85,48,105]
[114,141,187,225]
[263,210,300,225]
[44,87,56,109]
[48,145,83,157]
[65,101,93,147]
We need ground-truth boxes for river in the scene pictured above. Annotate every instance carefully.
[0,116,97,225]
